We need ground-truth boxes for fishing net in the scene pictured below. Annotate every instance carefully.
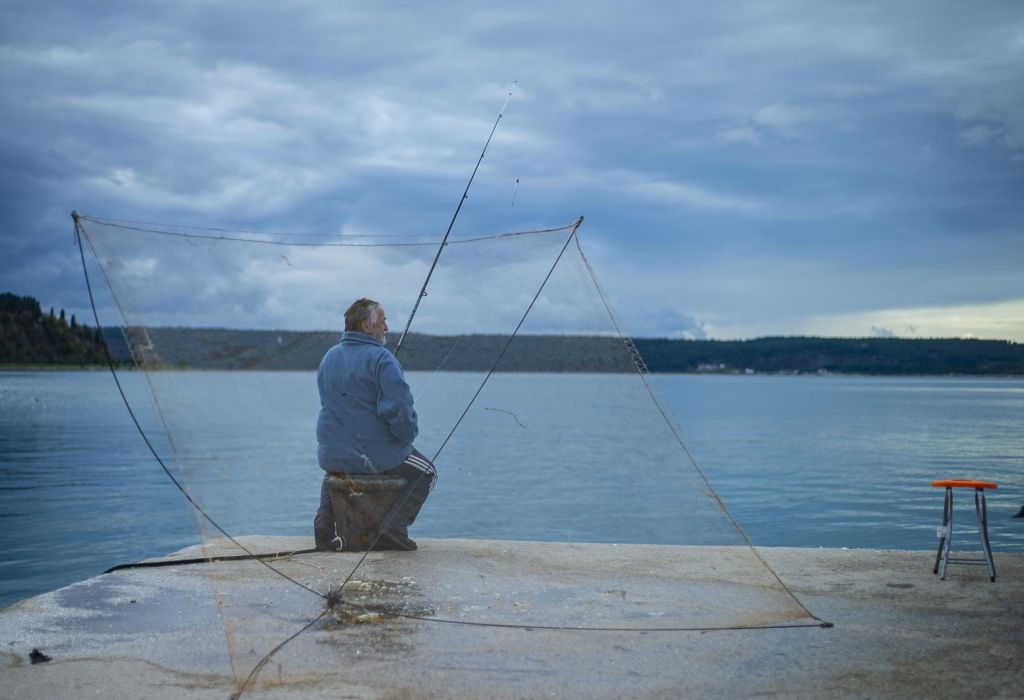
[74,212,823,691]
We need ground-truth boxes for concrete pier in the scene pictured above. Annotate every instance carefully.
[2,537,1022,699]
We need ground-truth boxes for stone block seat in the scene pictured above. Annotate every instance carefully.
[322,472,409,551]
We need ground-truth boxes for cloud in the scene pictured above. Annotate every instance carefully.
[714,99,851,148]
[959,124,1004,147]
[714,125,761,145]
[753,101,812,135]
[666,313,709,341]
[622,307,709,340]
[2,1,1023,343]
[806,299,1024,341]
[550,169,771,217]
[619,174,769,216]
[957,95,1024,151]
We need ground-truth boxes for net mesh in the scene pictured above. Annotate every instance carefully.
[74,213,820,690]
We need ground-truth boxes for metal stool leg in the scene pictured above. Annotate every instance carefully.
[940,488,954,580]
[934,487,951,576]
[974,488,996,582]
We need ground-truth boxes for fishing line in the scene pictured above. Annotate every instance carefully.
[394,81,518,355]
[356,607,833,632]
[229,610,332,700]
[502,175,521,229]
[411,334,465,402]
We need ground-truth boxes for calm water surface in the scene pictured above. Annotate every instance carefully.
[1,370,1021,608]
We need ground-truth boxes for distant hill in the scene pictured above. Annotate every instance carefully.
[4,291,1023,374]
[97,327,638,373]
[632,336,1024,376]
[97,326,1024,376]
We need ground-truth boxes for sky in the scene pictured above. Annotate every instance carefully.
[2,1,1023,341]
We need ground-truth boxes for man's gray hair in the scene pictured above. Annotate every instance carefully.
[344,298,380,332]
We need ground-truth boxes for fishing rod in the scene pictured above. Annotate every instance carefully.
[393,81,517,355]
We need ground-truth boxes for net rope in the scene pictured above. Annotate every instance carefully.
[76,214,569,247]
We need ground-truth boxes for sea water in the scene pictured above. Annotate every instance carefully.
[1,370,1022,608]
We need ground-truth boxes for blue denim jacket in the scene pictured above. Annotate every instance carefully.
[316,331,417,473]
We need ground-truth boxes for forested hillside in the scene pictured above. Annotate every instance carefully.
[0,293,106,365]
[4,291,1023,374]
[98,327,1024,375]
[632,336,1024,375]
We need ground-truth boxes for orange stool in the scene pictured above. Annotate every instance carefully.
[932,479,997,582]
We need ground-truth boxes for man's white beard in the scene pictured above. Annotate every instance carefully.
[379,332,387,346]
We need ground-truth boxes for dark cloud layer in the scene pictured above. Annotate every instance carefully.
[2,1,1022,338]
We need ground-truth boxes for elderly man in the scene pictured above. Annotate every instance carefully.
[314,298,436,551]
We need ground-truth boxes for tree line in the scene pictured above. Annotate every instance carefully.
[631,336,1024,375]
[4,291,1024,374]
[94,326,1024,375]
[0,292,107,365]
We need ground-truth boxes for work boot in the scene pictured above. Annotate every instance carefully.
[371,531,417,551]
[313,514,336,552]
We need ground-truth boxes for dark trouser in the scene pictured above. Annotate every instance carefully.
[314,449,437,548]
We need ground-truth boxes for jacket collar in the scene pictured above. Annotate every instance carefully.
[341,330,382,346]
